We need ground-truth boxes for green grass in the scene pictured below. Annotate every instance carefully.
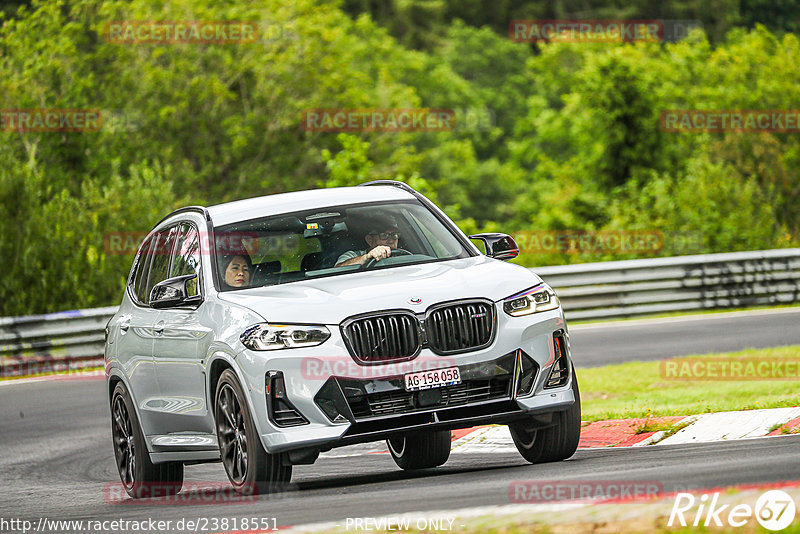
[570,303,800,325]
[634,419,692,441]
[573,303,800,325]
[633,419,677,434]
[579,346,800,422]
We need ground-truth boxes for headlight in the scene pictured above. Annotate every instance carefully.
[240,323,331,351]
[503,284,560,316]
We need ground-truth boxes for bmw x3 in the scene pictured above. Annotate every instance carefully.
[105,180,581,497]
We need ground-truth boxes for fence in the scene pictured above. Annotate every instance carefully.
[537,248,800,321]
[0,306,117,378]
[2,249,799,377]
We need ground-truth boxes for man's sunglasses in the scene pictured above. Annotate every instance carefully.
[369,231,401,240]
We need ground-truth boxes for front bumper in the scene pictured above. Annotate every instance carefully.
[236,306,576,454]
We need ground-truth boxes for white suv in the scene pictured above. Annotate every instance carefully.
[105,180,580,498]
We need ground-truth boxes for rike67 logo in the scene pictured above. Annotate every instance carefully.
[669,489,796,531]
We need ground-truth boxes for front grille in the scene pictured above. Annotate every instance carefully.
[342,312,420,364]
[346,377,512,419]
[341,299,497,364]
[426,300,495,354]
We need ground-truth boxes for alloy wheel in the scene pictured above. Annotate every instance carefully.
[216,383,248,485]
[111,394,136,489]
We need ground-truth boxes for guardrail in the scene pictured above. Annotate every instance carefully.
[0,306,117,378]
[537,248,800,321]
[2,248,799,377]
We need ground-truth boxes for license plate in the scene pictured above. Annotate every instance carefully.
[404,366,461,392]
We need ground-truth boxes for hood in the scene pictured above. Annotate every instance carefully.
[217,256,541,324]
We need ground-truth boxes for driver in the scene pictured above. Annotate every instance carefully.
[335,219,402,267]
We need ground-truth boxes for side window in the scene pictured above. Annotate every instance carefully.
[132,236,155,304]
[144,226,178,304]
[171,223,201,297]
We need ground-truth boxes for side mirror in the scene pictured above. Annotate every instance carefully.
[468,233,519,261]
[150,274,201,309]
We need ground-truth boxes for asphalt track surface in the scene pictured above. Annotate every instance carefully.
[570,306,800,367]
[2,309,800,532]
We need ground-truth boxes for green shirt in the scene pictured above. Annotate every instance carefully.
[335,249,366,266]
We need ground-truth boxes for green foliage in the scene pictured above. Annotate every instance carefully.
[0,156,177,316]
[320,134,374,188]
[0,0,798,315]
[608,154,781,255]
[340,0,796,47]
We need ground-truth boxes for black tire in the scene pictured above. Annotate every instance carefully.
[215,369,291,495]
[509,372,581,464]
[110,382,184,499]
[387,430,451,470]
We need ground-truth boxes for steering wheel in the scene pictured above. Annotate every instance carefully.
[363,248,413,269]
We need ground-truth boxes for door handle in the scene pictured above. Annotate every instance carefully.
[154,321,165,335]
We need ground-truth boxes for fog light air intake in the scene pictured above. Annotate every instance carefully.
[266,371,309,427]
[313,377,355,424]
[515,350,539,397]
[544,330,570,389]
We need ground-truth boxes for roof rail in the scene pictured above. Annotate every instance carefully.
[358,180,417,194]
[155,206,211,227]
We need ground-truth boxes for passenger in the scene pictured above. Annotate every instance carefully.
[335,220,402,267]
[219,252,252,289]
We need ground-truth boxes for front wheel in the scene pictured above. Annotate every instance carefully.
[387,430,451,470]
[110,382,184,498]
[215,369,291,495]
[509,372,581,464]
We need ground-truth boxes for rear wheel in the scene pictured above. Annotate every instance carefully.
[509,373,581,464]
[215,369,291,495]
[110,382,184,498]
[387,430,451,470]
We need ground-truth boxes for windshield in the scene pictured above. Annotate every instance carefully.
[213,200,471,290]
